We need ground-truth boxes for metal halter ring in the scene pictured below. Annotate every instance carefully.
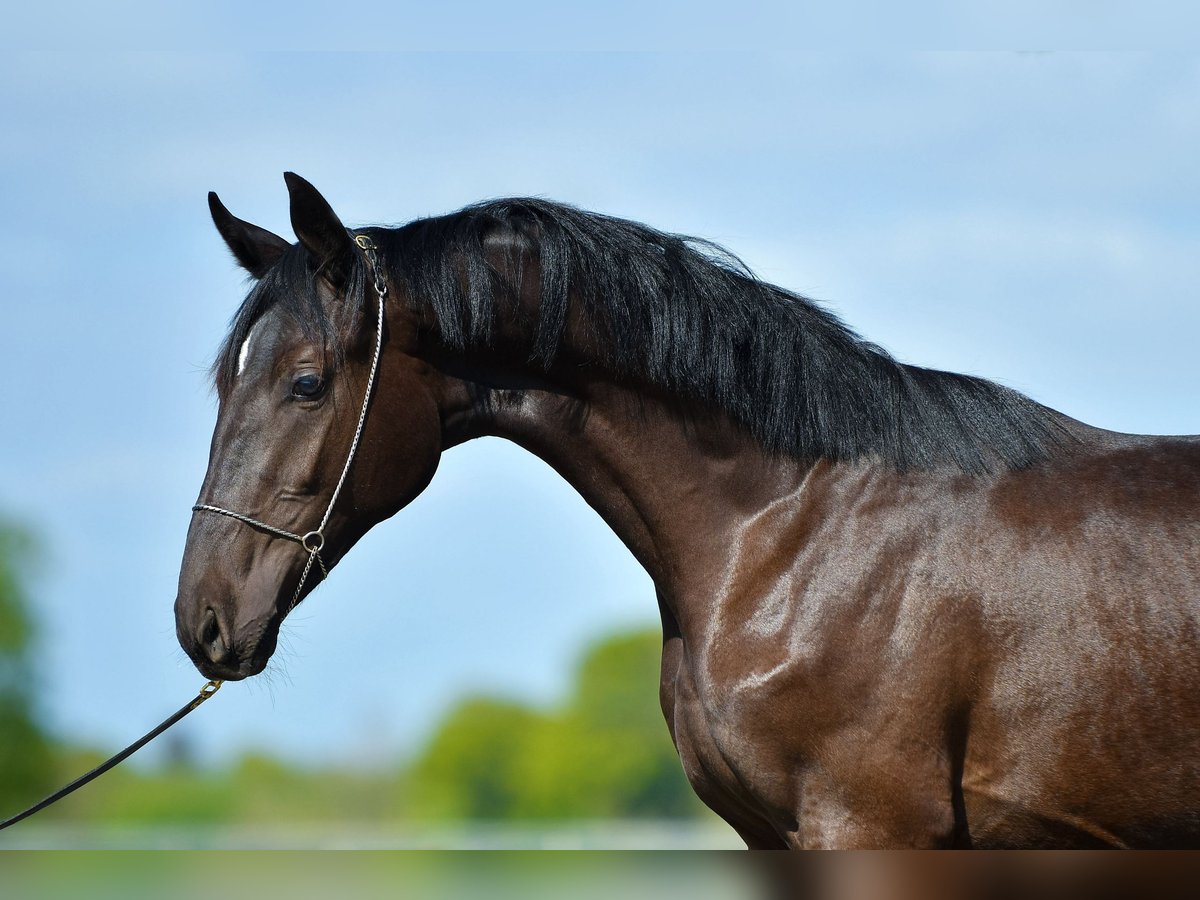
[302,531,325,553]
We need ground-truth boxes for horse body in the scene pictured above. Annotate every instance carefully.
[684,435,1200,848]
[176,176,1200,848]
[466,376,1200,847]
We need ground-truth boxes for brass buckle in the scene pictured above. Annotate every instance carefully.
[199,680,223,700]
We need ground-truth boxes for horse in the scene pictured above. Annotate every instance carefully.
[174,173,1200,849]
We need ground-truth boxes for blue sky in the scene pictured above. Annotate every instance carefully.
[1,52,1198,767]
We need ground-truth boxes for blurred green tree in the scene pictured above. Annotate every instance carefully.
[406,628,702,820]
[406,697,548,819]
[0,518,55,808]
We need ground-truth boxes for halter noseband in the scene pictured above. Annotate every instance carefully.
[192,233,388,613]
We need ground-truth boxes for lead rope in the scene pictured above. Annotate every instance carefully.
[192,233,388,613]
[0,680,223,832]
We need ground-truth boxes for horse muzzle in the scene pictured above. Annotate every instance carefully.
[175,597,276,681]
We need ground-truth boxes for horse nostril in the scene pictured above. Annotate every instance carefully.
[197,607,231,665]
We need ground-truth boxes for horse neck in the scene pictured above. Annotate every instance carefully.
[429,346,812,601]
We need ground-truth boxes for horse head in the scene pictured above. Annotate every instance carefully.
[175,175,443,680]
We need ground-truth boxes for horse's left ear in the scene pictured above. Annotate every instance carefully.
[284,172,355,289]
[209,192,291,279]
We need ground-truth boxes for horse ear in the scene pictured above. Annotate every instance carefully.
[284,172,355,289]
[208,192,291,279]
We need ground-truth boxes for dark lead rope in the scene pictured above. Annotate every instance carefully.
[0,680,222,832]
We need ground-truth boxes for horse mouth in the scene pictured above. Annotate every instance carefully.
[197,653,270,682]
[217,622,279,681]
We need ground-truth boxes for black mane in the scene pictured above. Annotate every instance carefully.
[217,198,1068,473]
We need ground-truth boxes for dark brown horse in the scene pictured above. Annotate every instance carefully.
[175,174,1200,848]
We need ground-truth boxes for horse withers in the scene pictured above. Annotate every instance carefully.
[175,174,1200,848]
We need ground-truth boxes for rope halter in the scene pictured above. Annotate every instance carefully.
[192,233,388,613]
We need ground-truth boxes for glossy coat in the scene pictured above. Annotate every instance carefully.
[176,176,1200,848]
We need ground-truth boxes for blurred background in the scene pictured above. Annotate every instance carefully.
[1,51,1198,848]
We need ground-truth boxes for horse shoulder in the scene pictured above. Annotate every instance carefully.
[665,465,985,845]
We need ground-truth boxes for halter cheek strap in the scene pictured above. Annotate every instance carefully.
[192,233,388,613]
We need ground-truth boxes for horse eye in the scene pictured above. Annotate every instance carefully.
[291,373,325,399]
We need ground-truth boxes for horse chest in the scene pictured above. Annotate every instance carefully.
[664,645,805,840]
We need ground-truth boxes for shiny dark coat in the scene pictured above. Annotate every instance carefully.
[176,175,1200,848]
